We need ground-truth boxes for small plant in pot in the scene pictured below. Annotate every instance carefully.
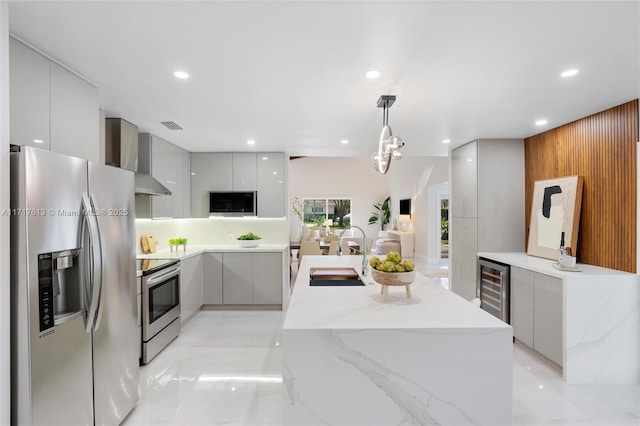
[237,232,262,248]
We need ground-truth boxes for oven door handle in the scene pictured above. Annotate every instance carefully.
[146,266,180,288]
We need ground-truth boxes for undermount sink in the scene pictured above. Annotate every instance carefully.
[308,266,366,286]
[309,277,365,286]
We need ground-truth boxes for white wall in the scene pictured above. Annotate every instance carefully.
[288,156,390,241]
[289,156,448,260]
[0,3,10,424]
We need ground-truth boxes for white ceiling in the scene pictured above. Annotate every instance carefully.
[8,1,640,157]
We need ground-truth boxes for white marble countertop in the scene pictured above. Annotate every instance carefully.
[477,252,635,278]
[137,243,289,261]
[284,255,511,331]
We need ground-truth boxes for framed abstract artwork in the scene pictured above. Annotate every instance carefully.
[527,175,584,260]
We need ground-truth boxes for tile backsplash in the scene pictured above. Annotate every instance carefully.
[135,217,289,254]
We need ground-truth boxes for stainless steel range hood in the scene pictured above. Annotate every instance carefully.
[105,118,171,196]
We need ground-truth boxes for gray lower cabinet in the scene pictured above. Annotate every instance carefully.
[203,253,223,304]
[252,253,283,304]
[180,255,204,322]
[534,273,563,366]
[223,253,254,304]
[510,267,534,348]
[510,267,563,366]
[218,252,283,305]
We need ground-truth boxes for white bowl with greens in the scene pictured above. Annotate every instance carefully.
[237,232,261,248]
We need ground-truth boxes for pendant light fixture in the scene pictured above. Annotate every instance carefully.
[371,95,404,174]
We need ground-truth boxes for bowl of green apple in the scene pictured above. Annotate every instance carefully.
[237,232,261,248]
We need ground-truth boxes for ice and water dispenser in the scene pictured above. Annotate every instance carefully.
[37,249,82,332]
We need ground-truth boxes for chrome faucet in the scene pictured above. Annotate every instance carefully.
[338,225,368,275]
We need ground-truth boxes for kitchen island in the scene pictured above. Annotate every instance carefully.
[283,255,513,425]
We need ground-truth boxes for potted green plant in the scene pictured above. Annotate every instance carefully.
[237,232,262,248]
[368,196,391,231]
[441,217,449,241]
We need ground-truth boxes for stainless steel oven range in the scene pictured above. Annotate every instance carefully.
[137,258,181,364]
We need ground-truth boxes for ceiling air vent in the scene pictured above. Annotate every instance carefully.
[161,121,183,131]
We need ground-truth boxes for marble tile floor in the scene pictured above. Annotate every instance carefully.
[123,306,639,426]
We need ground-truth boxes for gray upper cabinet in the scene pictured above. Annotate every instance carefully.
[190,153,233,218]
[191,152,286,218]
[232,153,257,191]
[9,37,99,162]
[451,140,478,219]
[9,37,50,150]
[140,133,191,219]
[257,153,285,217]
[49,62,99,162]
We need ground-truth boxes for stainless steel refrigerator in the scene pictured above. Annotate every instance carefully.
[10,146,139,425]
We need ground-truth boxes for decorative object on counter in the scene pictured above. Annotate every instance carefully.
[527,175,584,261]
[368,196,390,230]
[392,218,398,230]
[552,262,581,272]
[237,232,261,248]
[140,234,157,254]
[371,95,405,174]
[169,238,188,252]
[369,252,416,298]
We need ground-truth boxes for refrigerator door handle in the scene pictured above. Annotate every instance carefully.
[82,192,103,333]
[90,193,106,331]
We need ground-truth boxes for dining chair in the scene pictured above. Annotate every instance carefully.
[324,235,339,242]
[340,240,351,255]
[298,240,322,261]
[327,240,340,255]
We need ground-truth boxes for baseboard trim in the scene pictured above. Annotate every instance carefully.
[201,304,282,311]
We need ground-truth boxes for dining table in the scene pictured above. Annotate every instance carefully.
[289,240,360,253]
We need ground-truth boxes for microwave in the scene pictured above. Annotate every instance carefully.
[209,191,257,216]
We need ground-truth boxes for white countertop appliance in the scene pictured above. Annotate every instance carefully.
[10,146,139,425]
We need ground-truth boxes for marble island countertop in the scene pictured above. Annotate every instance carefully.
[282,255,513,425]
[284,255,510,331]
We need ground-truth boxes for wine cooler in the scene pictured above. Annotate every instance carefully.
[477,258,510,323]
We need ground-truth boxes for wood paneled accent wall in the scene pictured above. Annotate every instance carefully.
[524,99,638,273]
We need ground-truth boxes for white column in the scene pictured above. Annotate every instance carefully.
[0,2,11,424]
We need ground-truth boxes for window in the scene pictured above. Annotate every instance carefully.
[302,198,351,229]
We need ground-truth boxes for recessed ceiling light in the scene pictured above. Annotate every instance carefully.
[33,139,44,144]
[174,71,189,79]
[272,171,278,175]
[535,119,548,126]
[365,70,381,79]
[467,158,473,162]
[442,139,451,144]
[340,139,349,144]
[191,172,196,176]
[561,69,578,78]
[261,156,269,160]
[247,140,255,145]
